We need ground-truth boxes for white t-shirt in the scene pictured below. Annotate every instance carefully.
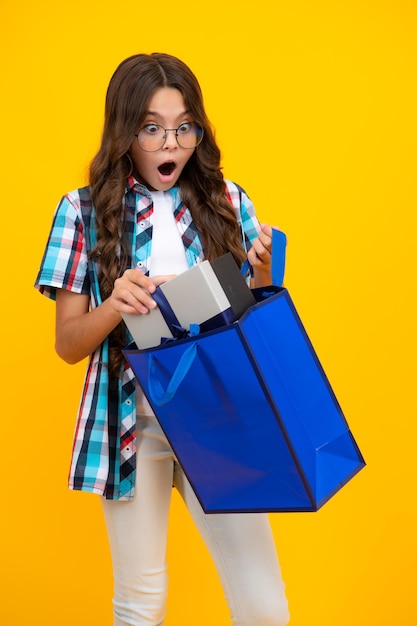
[148,190,189,277]
[136,189,189,416]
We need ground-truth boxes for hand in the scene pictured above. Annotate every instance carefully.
[247,223,272,271]
[109,269,176,315]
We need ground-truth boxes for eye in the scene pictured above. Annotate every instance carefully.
[142,123,161,135]
[177,122,193,135]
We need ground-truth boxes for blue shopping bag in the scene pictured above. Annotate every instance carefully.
[123,230,365,513]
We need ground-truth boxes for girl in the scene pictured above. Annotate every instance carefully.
[35,53,290,626]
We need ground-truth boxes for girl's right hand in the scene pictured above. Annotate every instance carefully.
[109,268,175,316]
[55,271,175,365]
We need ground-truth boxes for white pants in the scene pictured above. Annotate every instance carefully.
[101,412,290,626]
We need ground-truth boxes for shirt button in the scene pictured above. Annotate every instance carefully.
[125,399,132,406]
[139,221,146,228]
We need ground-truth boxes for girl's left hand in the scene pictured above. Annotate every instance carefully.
[247,223,276,288]
[248,223,272,266]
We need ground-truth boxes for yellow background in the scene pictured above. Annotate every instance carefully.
[1,0,416,624]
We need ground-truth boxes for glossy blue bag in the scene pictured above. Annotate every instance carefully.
[123,231,365,513]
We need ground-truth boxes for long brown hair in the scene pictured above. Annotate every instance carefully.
[89,53,246,376]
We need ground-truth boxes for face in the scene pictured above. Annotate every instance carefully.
[129,87,197,191]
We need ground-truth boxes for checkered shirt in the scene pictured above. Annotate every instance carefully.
[34,177,260,500]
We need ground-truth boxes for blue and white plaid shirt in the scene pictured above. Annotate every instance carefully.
[35,177,261,500]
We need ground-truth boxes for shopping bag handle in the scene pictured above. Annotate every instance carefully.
[148,342,198,406]
[271,228,287,286]
[152,288,188,340]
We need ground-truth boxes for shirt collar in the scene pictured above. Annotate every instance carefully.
[125,175,149,196]
[125,175,179,199]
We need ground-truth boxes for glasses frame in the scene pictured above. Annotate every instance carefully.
[135,122,204,152]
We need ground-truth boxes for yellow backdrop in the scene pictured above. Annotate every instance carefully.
[1,0,416,624]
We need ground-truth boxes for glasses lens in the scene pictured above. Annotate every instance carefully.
[176,123,204,149]
[137,124,165,152]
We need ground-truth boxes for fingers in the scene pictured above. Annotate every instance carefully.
[248,223,273,267]
[259,223,273,241]
[257,223,273,253]
[111,269,157,315]
[110,270,177,315]
[152,274,177,287]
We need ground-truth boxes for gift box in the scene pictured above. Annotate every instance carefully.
[123,230,365,513]
[122,252,256,349]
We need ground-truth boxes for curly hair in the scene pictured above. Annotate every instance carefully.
[89,53,246,377]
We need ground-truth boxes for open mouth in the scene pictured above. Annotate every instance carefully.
[158,161,176,176]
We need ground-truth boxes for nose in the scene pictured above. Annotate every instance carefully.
[163,129,178,149]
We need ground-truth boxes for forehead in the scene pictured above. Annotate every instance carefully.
[145,87,188,120]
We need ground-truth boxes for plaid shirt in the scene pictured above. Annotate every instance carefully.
[34,177,261,500]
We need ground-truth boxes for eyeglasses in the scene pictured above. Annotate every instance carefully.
[135,122,204,152]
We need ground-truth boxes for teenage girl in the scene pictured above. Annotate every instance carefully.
[35,52,290,626]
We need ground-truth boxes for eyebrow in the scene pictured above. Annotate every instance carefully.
[145,109,191,120]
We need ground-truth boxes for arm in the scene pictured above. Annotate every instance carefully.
[55,269,174,364]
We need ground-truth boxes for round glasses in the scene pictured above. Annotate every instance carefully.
[135,122,204,152]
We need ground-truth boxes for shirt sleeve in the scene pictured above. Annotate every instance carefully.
[34,192,90,301]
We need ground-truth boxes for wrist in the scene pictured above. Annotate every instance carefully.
[253,266,272,288]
